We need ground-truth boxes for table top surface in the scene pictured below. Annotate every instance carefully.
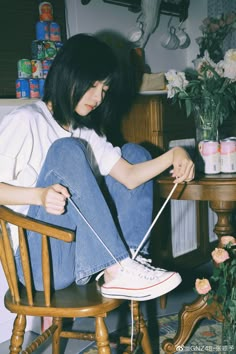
[158,173,236,185]
[157,173,236,201]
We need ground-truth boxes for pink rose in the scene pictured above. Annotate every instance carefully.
[225,13,236,25]
[211,248,230,264]
[220,235,236,247]
[209,23,220,32]
[195,278,211,295]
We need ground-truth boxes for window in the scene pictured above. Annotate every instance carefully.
[0,0,66,98]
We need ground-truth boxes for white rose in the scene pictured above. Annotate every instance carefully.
[166,84,177,98]
[215,61,224,77]
[165,70,188,92]
[223,49,236,80]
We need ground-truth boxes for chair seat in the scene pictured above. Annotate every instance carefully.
[5,281,123,318]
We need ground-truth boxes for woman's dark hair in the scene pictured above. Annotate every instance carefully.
[43,33,121,135]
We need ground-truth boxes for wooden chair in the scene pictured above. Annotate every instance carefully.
[0,206,153,354]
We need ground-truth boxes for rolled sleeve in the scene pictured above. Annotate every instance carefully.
[98,145,121,175]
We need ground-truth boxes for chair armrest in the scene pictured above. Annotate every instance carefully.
[0,206,75,242]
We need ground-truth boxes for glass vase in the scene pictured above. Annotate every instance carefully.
[192,97,219,144]
[192,97,221,173]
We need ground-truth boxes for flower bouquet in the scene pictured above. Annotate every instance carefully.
[165,49,236,122]
[196,12,236,63]
[195,236,236,351]
[165,49,236,142]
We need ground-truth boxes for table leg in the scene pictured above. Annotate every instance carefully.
[162,295,224,354]
[209,201,236,239]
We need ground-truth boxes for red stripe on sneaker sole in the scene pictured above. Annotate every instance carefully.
[102,272,179,291]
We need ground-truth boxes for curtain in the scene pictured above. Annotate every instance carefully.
[207,0,236,51]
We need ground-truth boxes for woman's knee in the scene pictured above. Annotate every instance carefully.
[121,143,152,164]
[48,138,86,157]
[45,138,89,169]
[38,138,89,184]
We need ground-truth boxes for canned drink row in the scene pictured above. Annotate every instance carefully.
[198,139,236,174]
[31,40,63,61]
[17,59,53,79]
[36,21,61,41]
[16,78,45,99]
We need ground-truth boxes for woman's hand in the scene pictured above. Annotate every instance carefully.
[170,147,195,183]
[40,184,70,214]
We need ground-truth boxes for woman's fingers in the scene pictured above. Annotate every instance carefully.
[41,184,70,214]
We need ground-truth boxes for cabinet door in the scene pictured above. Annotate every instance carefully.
[122,95,164,149]
[161,96,195,150]
[121,94,196,152]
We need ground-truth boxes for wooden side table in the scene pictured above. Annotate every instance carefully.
[157,173,236,353]
[157,173,236,239]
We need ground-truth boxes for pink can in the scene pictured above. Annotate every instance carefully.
[198,140,220,174]
[220,138,236,173]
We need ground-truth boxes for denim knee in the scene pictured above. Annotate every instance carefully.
[121,143,152,164]
[42,137,90,182]
[47,137,87,158]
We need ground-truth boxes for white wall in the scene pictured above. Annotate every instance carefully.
[65,0,207,72]
[186,0,208,68]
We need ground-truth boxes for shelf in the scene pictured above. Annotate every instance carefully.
[101,0,189,20]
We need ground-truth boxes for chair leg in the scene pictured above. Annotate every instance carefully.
[131,301,153,354]
[160,294,167,309]
[52,317,63,354]
[9,314,26,354]
[95,316,111,354]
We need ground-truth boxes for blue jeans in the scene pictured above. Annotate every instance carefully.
[16,138,153,290]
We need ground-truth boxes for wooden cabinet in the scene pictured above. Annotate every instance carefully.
[121,93,195,153]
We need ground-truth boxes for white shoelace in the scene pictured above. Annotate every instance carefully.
[69,183,178,268]
[133,253,166,273]
[95,257,158,282]
[69,183,178,352]
[123,258,157,278]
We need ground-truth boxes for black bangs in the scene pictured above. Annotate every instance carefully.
[77,55,117,87]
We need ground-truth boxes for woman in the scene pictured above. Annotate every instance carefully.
[0,33,194,301]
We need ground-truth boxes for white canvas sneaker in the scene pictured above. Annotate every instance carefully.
[97,258,182,301]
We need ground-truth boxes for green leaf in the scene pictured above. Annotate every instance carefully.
[185,99,192,117]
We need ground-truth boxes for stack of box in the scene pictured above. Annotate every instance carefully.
[16,1,63,99]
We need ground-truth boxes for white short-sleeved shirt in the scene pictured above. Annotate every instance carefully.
[0,100,121,251]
